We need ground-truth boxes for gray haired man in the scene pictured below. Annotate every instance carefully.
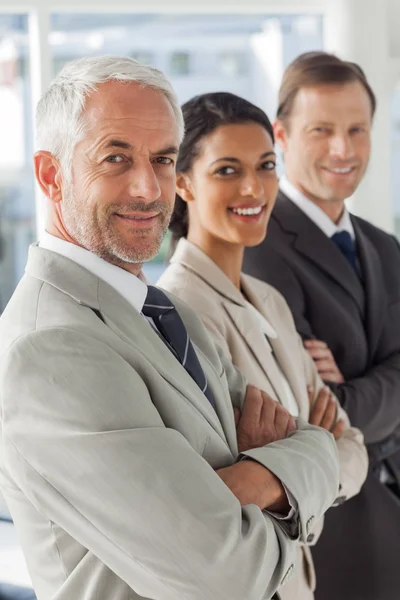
[0,56,340,600]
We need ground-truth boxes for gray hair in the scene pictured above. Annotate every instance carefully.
[36,55,184,176]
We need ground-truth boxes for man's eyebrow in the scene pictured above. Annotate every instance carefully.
[102,140,179,156]
[152,145,180,156]
[210,151,276,166]
[104,139,133,150]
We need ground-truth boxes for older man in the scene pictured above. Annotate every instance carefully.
[244,51,400,600]
[0,56,341,600]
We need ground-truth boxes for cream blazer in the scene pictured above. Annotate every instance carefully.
[158,238,368,600]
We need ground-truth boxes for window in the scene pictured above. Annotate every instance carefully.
[0,15,34,311]
[219,51,247,77]
[131,51,154,65]
[169,51,190,76]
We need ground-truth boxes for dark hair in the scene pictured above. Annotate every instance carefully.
[277,51,376,127]
[168,92,274,249]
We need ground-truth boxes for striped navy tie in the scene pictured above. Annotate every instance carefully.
[143,285,215,408]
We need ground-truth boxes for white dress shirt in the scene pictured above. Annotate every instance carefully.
[39,231,148,313]
[280,175,355,241]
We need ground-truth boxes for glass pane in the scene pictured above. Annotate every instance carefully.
[49,13,324,281]
[0,15,34,312]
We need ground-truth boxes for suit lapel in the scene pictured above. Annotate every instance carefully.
[275,192,365,314]
[221,298,288,405]
[352,218,386,358]
[26,246,229,448]
[244,280,309,420]
[97,280,229,445]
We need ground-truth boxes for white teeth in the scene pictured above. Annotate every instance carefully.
[329,167,352,174]
[231,206,263,216]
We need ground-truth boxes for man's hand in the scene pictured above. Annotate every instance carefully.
[308,385,345,440]
[304,339,344,383]
[216,460,290,513]
[235,385,296,453]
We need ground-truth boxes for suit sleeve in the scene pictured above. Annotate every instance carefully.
[2,327,339,600]
[270,291,368,503]
[330,359,400,447]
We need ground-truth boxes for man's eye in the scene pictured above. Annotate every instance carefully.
[155,157,174,165]
[106,155,125,163]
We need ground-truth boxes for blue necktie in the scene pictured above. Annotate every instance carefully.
[143,285,215,408]
[331,231,359,275]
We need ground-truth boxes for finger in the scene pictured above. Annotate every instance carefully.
[304,340,328,349]
[260,390,278,423]
[318,370,344,384]
[307,385,314,405]
[273,404,291,440]
[306,348,331,360]
[286,414,297,434]
[241,385,263,425]
[233,407,241,427]
[320,397,337,430]
[331,419,346,440]
[314,359,337,372]
[309,386,330,425]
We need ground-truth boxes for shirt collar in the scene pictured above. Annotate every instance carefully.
[39,231,148,313]
[279,175,355,241]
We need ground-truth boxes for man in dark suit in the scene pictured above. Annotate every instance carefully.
[244,51,400,600]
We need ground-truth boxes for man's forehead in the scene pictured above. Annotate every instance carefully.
[293,82,372,116]
[82,80,178,135]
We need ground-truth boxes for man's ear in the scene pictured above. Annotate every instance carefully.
[34,151,64,204]
[273,119,289,153]
[176,172,195,203]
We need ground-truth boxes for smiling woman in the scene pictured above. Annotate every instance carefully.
[157,90,367,600]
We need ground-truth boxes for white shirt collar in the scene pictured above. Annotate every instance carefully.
[39,231,148,313]
[279,175,355,241]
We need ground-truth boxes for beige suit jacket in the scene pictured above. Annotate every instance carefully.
[0,245,341,600]
[158,238,368,600]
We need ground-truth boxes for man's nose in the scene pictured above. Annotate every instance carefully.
[128,162,161,202]
[329,134,355,160]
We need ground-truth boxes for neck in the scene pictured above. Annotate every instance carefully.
[287,180,345,224]
[45,223,143,277]
[186,230,243,289]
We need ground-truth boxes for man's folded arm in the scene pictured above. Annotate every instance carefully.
[331,354,400,445]
[2,327,327,600]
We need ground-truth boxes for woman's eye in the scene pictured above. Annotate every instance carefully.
[106,155,125,163]
[261,160,276,171]
[216,166,236,175]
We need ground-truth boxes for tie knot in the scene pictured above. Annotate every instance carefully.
[331,230,355,253]
[143,285,175,317]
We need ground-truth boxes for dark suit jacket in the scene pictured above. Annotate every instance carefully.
[243,190,400,600]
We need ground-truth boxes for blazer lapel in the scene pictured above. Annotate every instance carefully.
[97,280,229,445]
[221,298,288,405]
[352,218,386,358]
[275,192,365,315]
[26,245,229,448]
[244,280,310,420]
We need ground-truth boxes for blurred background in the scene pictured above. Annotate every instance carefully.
[0,0,400,593]
[0,0,399,308]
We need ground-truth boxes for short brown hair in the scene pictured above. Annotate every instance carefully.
[277,51,376,125]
